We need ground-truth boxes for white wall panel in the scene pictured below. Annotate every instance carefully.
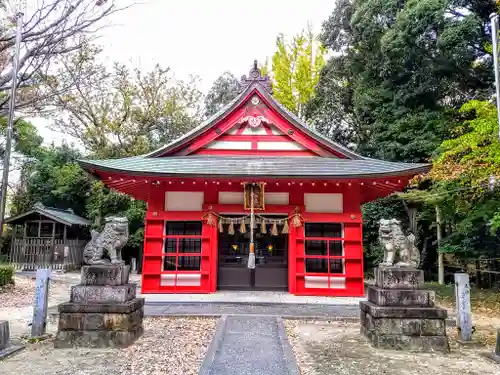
[160,274,201,286]
[304,276,346,289]
[219,192,244,204]
[165,192,204,211]
[257,142,305,150]
[304,193,343,213]
[265,192,289,205]
[205,141,252,150]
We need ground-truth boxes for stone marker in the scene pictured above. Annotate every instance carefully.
[0,321,9,351]
[455,272,473,343]
[31,268,50,337]
[497,329,500,356]
[483,328,500,363]
[54,264,144,348]
[0,321,24,359]
[360,266,450,352]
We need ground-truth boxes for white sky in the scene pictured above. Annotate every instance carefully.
[31,0,335,145]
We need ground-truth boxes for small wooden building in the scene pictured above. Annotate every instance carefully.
[6,202,90,270]
[78,62,430,296]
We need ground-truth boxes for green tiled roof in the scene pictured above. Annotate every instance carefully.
[79,156,430,179]
[5,202,91,226]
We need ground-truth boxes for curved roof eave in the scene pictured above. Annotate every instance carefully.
[77,157,431,180]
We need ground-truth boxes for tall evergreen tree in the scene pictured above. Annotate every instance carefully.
[308,0,496,162]
[204,72,241,118]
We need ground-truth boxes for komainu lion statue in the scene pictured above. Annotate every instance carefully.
[379,218,420,268]
[82,216,129,265]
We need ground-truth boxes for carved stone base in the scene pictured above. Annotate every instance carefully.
[54,326,144,348]
[361,267,449,352]
[70,284,136,303]
[81,265,130,286]
[54,265,144,348]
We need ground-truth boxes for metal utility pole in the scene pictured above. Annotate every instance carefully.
[436,205,444,285]
[490,13,500,143]
[0,13,23,233]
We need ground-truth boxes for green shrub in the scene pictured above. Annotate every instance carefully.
[0,264,14,287]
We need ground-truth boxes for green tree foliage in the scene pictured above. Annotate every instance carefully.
[266,26,326,118]
[306,0,498,273]
[431,100,500,183]
[415,100,500,259]
[204,72,241,118]
[0,117,43,158]
[9,143,147,255]
[308,0,496,161]
[10,143,90,217]
[45,44,203,158]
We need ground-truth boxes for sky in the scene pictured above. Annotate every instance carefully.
[31,0,336,145]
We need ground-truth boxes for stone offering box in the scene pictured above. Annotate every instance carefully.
[54,265,144,348]
[360,267,450,352]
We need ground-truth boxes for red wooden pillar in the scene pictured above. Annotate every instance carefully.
[342,183,364,296]
[141,182,165,293]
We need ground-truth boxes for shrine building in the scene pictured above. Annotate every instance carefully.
[78,62,430,297]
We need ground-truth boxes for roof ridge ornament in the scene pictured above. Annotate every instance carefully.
[240,60,272,93]
[33,202,44,209]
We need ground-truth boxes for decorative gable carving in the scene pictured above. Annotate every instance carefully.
[237,115,272,128]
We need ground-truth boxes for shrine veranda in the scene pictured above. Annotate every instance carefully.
[78,62,430,297]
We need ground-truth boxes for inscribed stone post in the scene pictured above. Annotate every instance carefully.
[496,329,500,356]
[455,272,473,342]
[31,268,50,337]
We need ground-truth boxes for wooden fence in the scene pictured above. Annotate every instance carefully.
[8,238,87,271]
[444,257,500,289]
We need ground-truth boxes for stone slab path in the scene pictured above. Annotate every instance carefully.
[146,302,361,319]
[200,315,299,375]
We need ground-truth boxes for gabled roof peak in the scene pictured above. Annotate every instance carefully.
[239,60,272,94]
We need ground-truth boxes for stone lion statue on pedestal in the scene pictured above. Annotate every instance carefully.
[83,216,129,265]
[378,218,420,268]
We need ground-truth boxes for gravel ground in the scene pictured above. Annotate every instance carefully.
[0,317,217,375]
[0,276,73,339]
[284,320,499,375]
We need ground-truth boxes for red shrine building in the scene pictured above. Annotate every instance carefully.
[79,62,429,297]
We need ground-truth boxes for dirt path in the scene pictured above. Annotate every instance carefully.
[0,317,217,375]
[0,276,73,339]
[285,320,499,375]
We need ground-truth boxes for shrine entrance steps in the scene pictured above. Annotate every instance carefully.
[199,315,299,375]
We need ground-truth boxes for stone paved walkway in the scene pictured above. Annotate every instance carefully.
[200,316,298,375]
[142,291,364,305]
[145,302,361,319]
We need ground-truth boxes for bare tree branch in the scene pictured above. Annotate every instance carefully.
[0,0,132,114]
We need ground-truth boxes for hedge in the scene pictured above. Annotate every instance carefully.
[0,264,14,287]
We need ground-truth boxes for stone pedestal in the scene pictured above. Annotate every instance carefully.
[360,267,450,352]
[0,320,24,359]
[54,265,144,348]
